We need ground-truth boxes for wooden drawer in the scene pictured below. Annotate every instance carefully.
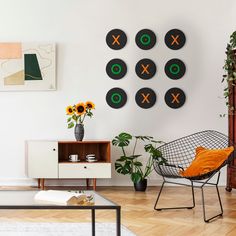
[58,163,111,178]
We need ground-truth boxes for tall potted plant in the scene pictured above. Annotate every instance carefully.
[112,132,166,191]
[222,32,236,191]
[222,31,236,115]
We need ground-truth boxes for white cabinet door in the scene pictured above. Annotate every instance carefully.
[26,141,58,178]
[58,163,111,178]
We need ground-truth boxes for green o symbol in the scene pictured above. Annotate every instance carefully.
[111,93,122,104]
[169,64,180,75]
[140,34,151,45]
[111,64,122,75]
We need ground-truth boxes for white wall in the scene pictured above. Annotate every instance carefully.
[0,0,235,186]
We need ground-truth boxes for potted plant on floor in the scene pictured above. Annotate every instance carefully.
[221,31,236,115]
[112,132,166,191]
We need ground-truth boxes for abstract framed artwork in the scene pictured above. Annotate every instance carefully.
[0,43,56,91]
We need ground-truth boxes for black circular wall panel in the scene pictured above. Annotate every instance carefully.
[165,29,186,50]
[135,58,156,80]
[135,88,156,109]
[106,59,127,80]
[165,87,186,109]
[106,87,127,109]
[165,58,186,80]
[106,29,127,50]
[135,29,156,50]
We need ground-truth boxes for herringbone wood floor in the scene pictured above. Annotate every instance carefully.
[0,186,236,236]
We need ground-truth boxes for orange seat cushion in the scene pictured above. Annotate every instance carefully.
[180,146,234,177]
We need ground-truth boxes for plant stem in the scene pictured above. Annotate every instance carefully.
[121,146,126,157]
[132,138,138,156]
[144,155,152,178]
[81,113,87,123]
[132,137,138,174]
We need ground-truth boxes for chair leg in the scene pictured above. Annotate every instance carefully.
[154,180,195,211]
[154,181,165,211]
[200,173,223,222]
[190,181,195,209]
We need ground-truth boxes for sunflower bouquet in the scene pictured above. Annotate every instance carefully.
[66,101,95,129]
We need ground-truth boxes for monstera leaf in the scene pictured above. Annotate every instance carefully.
[131,172,142,183]
[115,160,132,175]
[112,132,132,147]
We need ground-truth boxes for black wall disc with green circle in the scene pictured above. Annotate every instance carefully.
[165,58,186,80]
[135,58,156,80]
[165,29,186,50]
[165,87,186,109]
[106,59,127,80]
[106,88,127,109]
[135,87,156,109]
[106,29,127,50]
[135,29,156,50]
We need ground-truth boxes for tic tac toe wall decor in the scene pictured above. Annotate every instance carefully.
[106,28,187,109]
[106,29,127,50]
[135,29,156,50]
[165,58,186,80]
[106,87,127,109]
[165,87,186,109]
[135,87,156,109]
[165,29,186,50]
[135,58,156,80]
[106,58,127,80]
[0,43,56,91]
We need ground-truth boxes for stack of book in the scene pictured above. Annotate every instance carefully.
[34,190,93,205]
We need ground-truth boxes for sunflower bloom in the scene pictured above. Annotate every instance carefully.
[66,105,74,115]
[86,101,95,109]
[75,103,86,115]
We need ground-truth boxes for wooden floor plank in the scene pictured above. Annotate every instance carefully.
[0,186,236,235]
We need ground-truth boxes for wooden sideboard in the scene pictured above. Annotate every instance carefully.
[26,140,111,190]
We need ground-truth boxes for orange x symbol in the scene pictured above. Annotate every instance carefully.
[112,35,121,45]
[141,64,150,74]
[171,93,180,103]
[171,35,180,45]
[141,93,150,103]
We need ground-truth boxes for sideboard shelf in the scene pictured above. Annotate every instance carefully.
[58,141,110,163]
[26,140,111,190]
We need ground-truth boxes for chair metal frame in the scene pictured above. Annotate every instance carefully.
[153,130,234,223]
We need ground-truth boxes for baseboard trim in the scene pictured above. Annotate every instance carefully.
[0,178,226,187]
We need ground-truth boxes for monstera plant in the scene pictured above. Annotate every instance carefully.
[112,132,166,191]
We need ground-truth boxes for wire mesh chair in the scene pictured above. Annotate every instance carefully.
[153,130,235,222]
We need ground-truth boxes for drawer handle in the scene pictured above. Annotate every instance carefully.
[53,148,56,151]
[84,166,87,169]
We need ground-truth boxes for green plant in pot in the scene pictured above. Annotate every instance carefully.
[112,132,166,191]
[221,31,236,116]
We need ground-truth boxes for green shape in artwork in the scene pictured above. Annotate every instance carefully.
[24,54,43,80]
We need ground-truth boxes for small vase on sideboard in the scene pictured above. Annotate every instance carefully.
[74,123,84,141]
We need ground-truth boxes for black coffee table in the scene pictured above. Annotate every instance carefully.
[0,190,121,236]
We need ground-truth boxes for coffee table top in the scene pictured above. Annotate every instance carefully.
[0,190,120,209]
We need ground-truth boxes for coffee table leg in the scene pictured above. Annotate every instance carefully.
[116,207,121,236]
[92,209,95,236]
